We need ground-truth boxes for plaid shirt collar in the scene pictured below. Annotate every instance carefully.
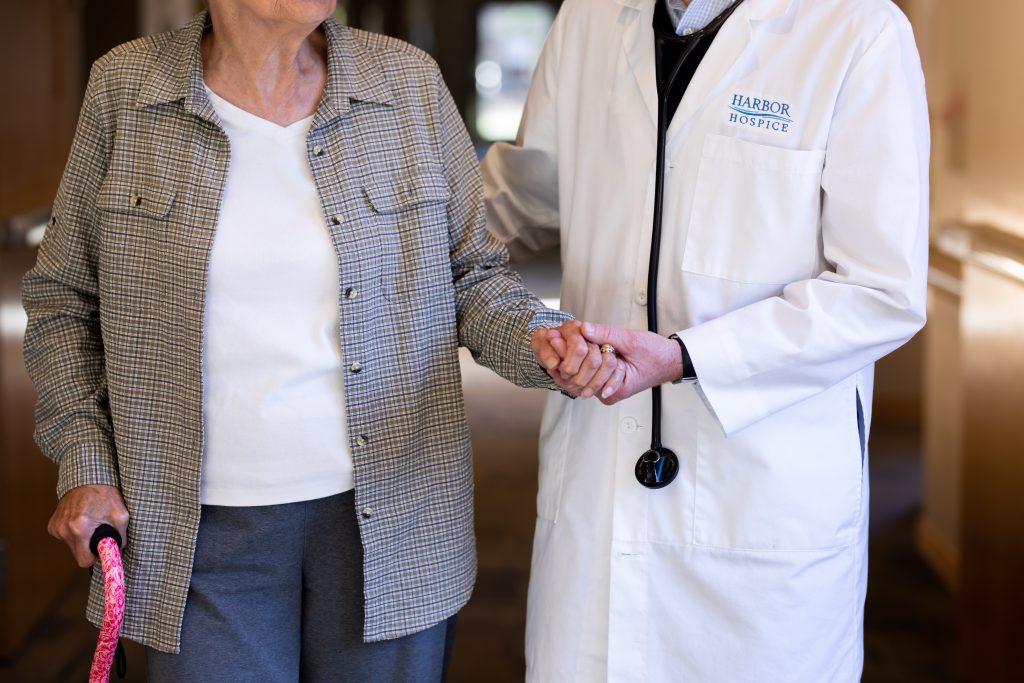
[135,10,394,124]
[610,0,798,32]
[665,0,739,34]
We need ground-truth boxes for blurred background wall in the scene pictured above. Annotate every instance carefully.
[901,2,1024,680]
[1,1,1022,680]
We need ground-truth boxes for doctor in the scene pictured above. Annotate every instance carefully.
[484,0,929,680]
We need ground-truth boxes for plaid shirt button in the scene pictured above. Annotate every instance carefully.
[355,435,368,447]
[344,287,358,300]
[361,507,373,519]
[350,362,363,373]
[313,144,325,156]
[330,214,342,225]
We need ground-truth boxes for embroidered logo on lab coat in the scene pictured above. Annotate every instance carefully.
[727,93,793,133]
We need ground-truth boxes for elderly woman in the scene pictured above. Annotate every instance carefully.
[23,1,620,679]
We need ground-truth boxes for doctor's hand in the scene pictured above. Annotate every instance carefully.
[531,322,624,399]
[48,484,129,568]
[574,322,684,405]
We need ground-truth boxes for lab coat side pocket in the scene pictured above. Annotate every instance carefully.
[693,375,863,551]
[536,394,574,522]
[683,134,826,285]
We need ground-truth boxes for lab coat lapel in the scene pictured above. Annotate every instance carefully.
[667,0,800,140]
[617,0,659,127]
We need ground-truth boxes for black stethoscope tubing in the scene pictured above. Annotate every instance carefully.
[636,2,742,489]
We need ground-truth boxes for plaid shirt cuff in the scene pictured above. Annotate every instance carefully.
[519,308,573,389]
[56,445,119,499]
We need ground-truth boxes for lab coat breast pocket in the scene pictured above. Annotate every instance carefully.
[683,135,826,285]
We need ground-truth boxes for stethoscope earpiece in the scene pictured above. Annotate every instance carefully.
[635,446,680,489]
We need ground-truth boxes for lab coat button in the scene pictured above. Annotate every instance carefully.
[622,417,638,433]
[360,507,373,519]
[635,291,647,306]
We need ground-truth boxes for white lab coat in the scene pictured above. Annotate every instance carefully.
[482,0,929,681]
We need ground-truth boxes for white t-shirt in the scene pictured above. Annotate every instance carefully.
[200,86,353,506]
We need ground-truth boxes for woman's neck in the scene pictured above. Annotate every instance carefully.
[201,8,328,126]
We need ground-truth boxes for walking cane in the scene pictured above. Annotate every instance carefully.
[87,524,126,682]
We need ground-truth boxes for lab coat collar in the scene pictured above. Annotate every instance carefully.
[617,0,800,128]
[746,0,800,33]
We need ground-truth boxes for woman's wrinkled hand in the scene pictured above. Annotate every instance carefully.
[48,484,129,568]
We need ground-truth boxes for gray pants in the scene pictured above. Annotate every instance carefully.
[147,491,457,682]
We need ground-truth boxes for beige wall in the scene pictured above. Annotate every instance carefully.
[906,1,1024,600]
[906,0,1024,235]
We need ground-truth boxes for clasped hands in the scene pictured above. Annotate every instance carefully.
[531,320,685,404]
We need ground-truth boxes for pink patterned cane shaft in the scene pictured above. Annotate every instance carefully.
[89,537,125,683]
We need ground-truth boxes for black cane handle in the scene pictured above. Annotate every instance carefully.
[89,524,123,558]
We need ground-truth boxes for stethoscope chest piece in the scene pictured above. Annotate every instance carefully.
[635,446,679,489]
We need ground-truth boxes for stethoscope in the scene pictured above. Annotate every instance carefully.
[635,1,743,489]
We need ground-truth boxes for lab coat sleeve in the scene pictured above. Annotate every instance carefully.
[480,2,565,260]
[22,64,120,498]
[434,67,571,388]
[677,15,930,435]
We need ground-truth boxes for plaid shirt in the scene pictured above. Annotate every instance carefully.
[665,0,738,34]
[23,11,568,653]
